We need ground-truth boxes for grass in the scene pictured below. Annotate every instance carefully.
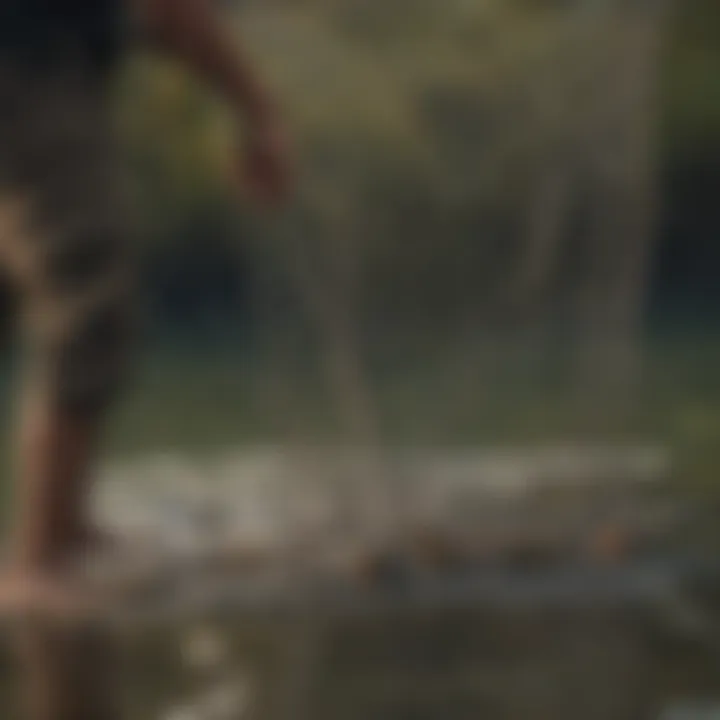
[100,333,720,485]
[0,331,716,499]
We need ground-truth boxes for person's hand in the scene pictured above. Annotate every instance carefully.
[236,111,293,208]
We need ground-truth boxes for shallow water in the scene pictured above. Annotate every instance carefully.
[3,561,718,720]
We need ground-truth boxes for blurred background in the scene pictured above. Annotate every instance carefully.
[2,1,720,717]
[93,0,718,473]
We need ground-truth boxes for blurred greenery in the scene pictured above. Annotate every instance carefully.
[101,335,720,493]
[112,0,720,339]
[662,0,720,154]
[4,0,716,506]
[60,0,714,488]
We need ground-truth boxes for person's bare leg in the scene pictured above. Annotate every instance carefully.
[14,396,101,566]
[0,388,106,617]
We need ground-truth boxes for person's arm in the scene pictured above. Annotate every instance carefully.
[134,0,292,203]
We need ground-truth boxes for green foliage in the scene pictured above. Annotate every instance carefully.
[117,0,719,233]
[116,55,236,243]
[114,0,720,335]
[662,0,720,153]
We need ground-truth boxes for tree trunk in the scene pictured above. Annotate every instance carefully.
[571,7,669,411]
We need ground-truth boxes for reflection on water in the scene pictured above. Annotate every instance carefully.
[0,565,719,719]
[113,562,720,720]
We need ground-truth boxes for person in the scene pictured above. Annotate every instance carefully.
[0,0,292,614]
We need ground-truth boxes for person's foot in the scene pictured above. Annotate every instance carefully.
[0,566,104,622]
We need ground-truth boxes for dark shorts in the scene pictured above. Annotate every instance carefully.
[0,67,134,415]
